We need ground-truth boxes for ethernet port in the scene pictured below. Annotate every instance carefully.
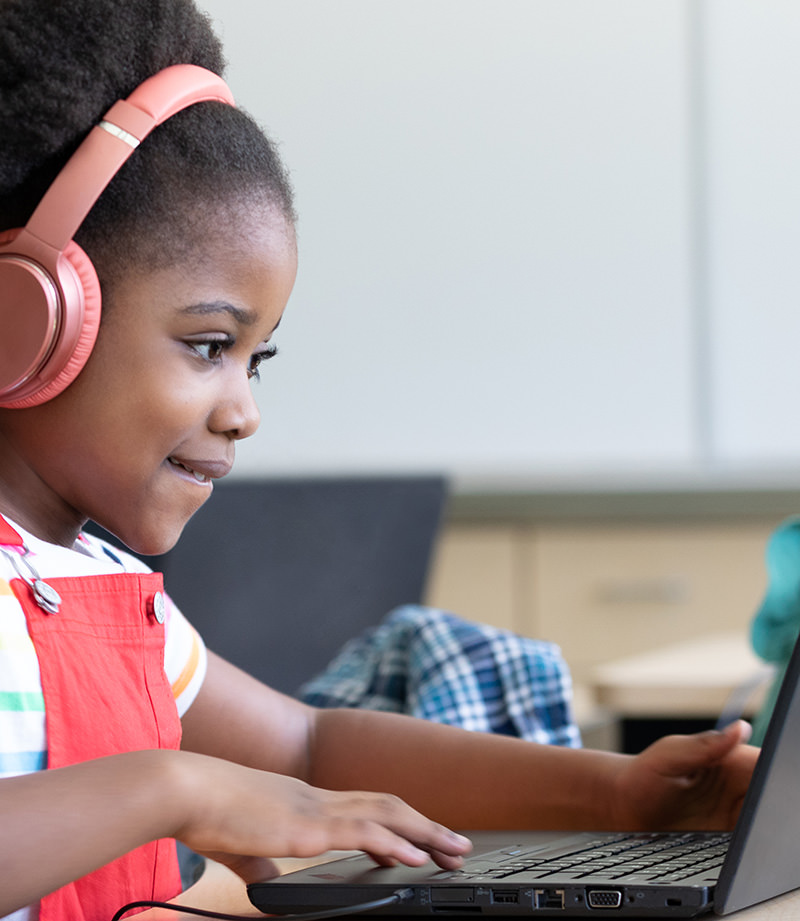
[534,888,565,910]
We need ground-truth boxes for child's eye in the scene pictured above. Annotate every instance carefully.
[190,338,229,364]
[248,343,278,382]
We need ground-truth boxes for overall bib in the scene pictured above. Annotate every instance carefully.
[1,518,183,921]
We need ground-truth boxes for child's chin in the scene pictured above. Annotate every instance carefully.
[112,520,186,558]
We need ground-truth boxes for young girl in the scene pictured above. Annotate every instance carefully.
[0,1,757,920]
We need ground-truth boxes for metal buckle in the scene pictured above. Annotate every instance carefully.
[0,544,62,614]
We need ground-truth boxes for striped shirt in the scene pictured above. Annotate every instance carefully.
[0,515,207,921]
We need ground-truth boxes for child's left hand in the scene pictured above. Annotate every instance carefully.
[612,720,759,830]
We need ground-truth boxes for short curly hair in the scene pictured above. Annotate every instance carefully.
[0,0,295,289]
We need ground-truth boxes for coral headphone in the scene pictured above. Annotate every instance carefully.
[0,64,235,409]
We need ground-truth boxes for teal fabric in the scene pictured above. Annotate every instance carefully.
[750,517,800,744]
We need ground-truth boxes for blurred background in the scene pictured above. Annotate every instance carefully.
[187,1,800,750]
[198,0,800,485]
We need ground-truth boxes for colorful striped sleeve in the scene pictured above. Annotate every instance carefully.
[162,593,207,717]
[0,579,47,779]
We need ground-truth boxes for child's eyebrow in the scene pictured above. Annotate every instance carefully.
[181,300,255,326]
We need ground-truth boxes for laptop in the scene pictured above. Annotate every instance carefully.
[249,632,800,919]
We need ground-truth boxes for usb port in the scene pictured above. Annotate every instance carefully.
[492,890,519,904]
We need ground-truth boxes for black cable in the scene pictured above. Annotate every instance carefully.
[111,888,414,921]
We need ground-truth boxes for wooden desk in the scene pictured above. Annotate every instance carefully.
[136,857,800,920]
[591,633,774,720]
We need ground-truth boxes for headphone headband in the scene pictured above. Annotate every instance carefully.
[27,64,235,254]
[0,64,236,408]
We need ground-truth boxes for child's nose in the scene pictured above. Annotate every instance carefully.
[208,374,261,440]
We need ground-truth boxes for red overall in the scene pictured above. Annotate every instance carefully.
[0,518,183,921]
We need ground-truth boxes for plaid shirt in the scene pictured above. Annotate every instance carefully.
[299,605,581,747]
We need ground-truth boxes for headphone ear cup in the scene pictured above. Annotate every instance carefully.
[1,65,234,410]
[28,240,102,406]
[0,235,102,409]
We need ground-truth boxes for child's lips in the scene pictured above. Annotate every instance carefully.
[166,456,232,483]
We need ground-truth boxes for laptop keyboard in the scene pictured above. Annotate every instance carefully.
[454,832,731,884]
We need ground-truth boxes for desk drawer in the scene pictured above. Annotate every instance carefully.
[521,522,775,684]
[426,524,518,633]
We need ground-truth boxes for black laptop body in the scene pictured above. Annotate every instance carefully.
[249,630,800,918]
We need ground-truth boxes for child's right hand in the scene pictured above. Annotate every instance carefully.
[170,751,473,883]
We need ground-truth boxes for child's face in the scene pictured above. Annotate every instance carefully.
[0,206,297,553]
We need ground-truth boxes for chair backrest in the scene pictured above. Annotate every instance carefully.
[94,476,447,694]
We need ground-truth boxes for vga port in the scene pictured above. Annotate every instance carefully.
[586,889,623,909]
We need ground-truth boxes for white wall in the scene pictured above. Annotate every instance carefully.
[195,1,800,486]
[705,0,800,467]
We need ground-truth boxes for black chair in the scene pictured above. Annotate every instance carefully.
[91,476,448,694]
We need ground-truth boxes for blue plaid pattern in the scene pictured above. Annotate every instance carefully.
[299,605,581,747]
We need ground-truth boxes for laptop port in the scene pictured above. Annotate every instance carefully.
[430,888,474,903]
[586,889,623,909]
[492,890,519,904]
[534,888,565,909]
